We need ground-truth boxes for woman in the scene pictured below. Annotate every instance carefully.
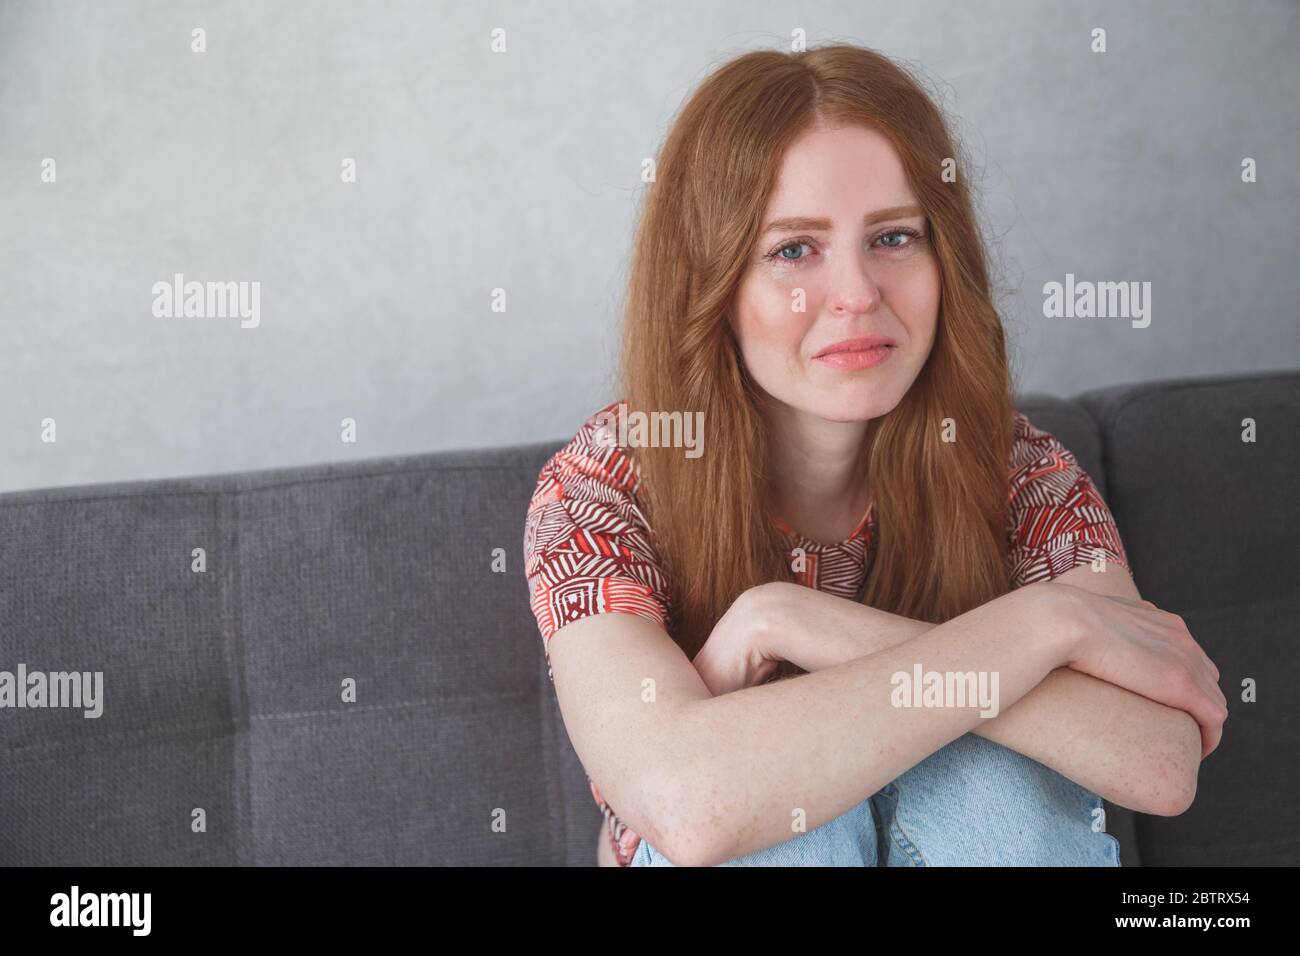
[522,43,1227,867]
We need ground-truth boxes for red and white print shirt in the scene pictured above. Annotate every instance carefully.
[522,399,1130,867]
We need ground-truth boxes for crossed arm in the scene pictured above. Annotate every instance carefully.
[757,563,1204,817]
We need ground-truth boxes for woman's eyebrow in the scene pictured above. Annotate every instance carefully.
[761,205,924,235]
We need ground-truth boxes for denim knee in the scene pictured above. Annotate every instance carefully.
[874,732,1121,866]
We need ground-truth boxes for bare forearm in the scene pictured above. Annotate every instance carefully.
[762,582,1199,816]
[762,582,930,668]
[972,668,1201,815]
[660,587,1068,867]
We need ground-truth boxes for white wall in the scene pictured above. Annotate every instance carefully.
[2,0,1297,492]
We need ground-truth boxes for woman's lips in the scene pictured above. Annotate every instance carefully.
[813,344,896,370]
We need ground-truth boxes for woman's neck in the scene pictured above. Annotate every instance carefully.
[766,404,874,545]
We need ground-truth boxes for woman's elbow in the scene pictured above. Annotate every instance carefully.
[1140,711,1202,817]
[640,758,728,867]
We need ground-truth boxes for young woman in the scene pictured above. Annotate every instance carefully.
[522,43,1227,867]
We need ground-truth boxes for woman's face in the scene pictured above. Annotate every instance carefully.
[732,122,940,424]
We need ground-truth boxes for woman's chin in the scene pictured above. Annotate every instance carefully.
[810,385,903,423]
[810,398,897,424]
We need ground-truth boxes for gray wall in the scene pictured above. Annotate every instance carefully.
[2,0,1297,493]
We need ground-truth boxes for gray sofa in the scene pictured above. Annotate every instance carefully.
[2,369,1296,867]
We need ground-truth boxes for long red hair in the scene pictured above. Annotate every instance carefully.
[619,44,1017,669]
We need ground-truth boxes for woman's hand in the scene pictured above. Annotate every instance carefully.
[689,584,789,696]
[1045,581,1228,758]
[690,582,934,695]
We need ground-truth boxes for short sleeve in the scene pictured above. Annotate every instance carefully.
[1006,411,1131,588]
[523,402,674,683]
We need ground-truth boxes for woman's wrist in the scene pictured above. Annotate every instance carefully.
[749,581,933,673]
[1014,580,1090,668]
[744,578,1090,681]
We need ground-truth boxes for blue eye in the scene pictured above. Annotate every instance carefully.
[876,228,920,248]
[762,227,924,265]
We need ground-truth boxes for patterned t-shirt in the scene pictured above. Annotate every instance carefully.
[522,399,1131,867]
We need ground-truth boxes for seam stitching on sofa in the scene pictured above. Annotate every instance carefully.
[247,693,535,721]
[225,488,255,866]
[3,719,244,755]
[0,453,567,509]
[1,693,534,756]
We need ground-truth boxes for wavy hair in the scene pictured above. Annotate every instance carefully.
[619,43,1017,670]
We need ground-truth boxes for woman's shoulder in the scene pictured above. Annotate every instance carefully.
[1003,409,1131,582]
[1006,409,1086,485]
[535,398,642,495]
[523,400,672,653]
[1008,409,1053,461]
[526,399,653,530]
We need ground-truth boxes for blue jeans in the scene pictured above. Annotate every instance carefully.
[629,732,1122,866]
